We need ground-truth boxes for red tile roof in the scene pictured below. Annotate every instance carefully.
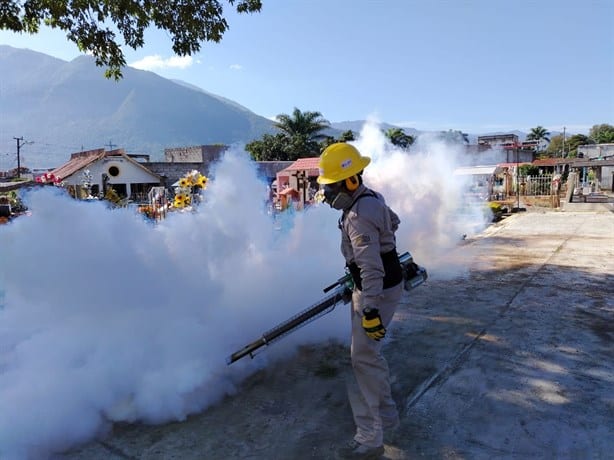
[50,149,106,181]
[50,148,160,181]
[283,157,320,172]
[496,162,532,168]
[532,158,567,166]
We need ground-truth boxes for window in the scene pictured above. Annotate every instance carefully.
[108,166,120,177]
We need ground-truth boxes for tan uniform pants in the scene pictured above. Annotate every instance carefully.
[348,282,403,447]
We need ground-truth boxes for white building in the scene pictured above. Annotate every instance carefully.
[49,148,162,200]
[575,143,614,190]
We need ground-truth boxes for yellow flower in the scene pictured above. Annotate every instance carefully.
[196,175,208,188]
[179,178,190,188]
[174,193,190,208]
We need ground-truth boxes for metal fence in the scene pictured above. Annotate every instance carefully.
[518,175,555,196]
[491,174,558,200]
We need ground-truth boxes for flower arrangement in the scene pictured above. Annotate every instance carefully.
[35,172,63,186]
[173,193,191,208]
[172,170,208,209]
[138,205,158,219]
[104,188,122,205]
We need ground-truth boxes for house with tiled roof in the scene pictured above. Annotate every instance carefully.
[275,157,320,209]
[532,157,568,175]
[49,148,162,201]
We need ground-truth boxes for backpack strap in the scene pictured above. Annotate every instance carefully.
[338,189,377,229]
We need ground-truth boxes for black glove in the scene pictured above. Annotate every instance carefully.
[361,307,386,341]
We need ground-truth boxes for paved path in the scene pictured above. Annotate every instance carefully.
[62,210,614,460]
[393,211,614,459]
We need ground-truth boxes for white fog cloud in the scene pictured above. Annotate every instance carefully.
[129,54,194,71]
[229,64,243,71]
[0,127,487,458]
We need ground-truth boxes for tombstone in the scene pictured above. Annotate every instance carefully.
[565,172,577,203]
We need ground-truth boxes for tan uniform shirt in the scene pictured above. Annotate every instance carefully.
[339,185,400,307]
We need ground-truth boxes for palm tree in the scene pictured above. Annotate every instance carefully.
[384,127,414,149]
[274,108,330,158]
[526,126,551,152]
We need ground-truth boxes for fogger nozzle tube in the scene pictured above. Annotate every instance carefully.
[226,251,427,365]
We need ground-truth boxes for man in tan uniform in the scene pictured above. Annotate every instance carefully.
[317,143,404,459]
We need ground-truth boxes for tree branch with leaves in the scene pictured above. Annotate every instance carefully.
[588,124,614,144]
[384,127,415,149]
[0,0,263,79]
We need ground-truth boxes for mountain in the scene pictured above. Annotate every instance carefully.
[2,46,553,170]
[0,46,277,168]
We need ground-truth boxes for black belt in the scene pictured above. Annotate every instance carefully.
[347,249,403,291]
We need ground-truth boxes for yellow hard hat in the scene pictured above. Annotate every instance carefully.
[317,143,371,184]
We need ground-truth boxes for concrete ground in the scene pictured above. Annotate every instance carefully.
[61,209,614,460]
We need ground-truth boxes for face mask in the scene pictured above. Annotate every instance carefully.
[323,183,354,210]
[330,192,354,210]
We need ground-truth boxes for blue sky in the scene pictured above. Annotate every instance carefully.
[1,0,613,134]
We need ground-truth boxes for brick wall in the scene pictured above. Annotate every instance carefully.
[164,145,228,163]
[146,162,212,187]
[147,160,293,187]
[152,145,229,186]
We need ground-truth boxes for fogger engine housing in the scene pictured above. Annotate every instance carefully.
[399,252,428,290]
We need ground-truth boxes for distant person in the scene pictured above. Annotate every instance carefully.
[317,143,404,459]
[552,174,561,208]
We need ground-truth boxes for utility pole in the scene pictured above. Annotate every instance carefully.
[13,137,24,179]
[13,137,34,179]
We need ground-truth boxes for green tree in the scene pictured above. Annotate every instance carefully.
[566,134,592,158]
[588,124,614,143]
[526,126,551,151]
[545,134,564,157]
[339,130,356,142]
[519,164,540,176]
[1,0,262,79]
[319,130,356,152]
[274,108,330,158]
[245,133,290,161]
[274,108,330,140]
[384,127,414,149]
[546,133,594,158]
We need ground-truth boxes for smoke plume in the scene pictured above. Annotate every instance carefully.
[0,122,487,458]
